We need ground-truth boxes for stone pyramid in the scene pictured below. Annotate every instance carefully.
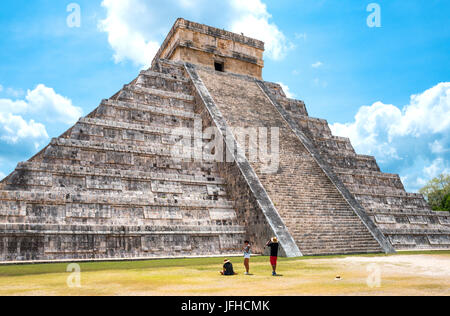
[1,19,449,262]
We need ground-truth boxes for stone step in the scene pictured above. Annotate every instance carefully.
[283,217,368,223]
[298,239,382,247]
[334,167,401,179]
[298,235,382,243]
[108,81,196,113]
[0,190,235,209]
[301,247,381,255]
[314,140,356,157]
[93,101,196,130]
[281,211,366,216]
[383,228,450,235]
[292,226,372,232]
[3,169,228,199]
[300,244,382,251]
[12,162,225,185]
[40,138,216,170]
[69,117,208,148]
[289,213,371,218]
[0,223,246,235]
[296,241,381,249]
[0,214,242,228]
[274,95,308,116]
[367,209,450,218]
[288,222,369,228]
[136,70,191,95]
[77,117,199,140]
[101,98,198,120]
[289,113,330,131]
[356,195,429,211]
[346,184,407,197]
[120,84,194,103]
[294,230,379,237]
[0,201,242,226]
[151,58,187,78]
[300,241,381,247]
[322,152,381,172]
[375,223,450,233]
[44,137,184,161]
[36,151,217,175]
[109,87,196,113]
[141,69,189,83]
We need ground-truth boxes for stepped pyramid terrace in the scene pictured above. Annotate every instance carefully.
[1,18,449,262]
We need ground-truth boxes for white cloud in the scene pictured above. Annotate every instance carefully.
[0,85,24,98]
[99,0,160,68]
[0,98,28,115]
[331,83,450,149]
[0,113,48,147]
[424,158,450,179]
[0,171,5,179]
[390,82,450,137]
[312,61,323,68]
[99,0,292,67]
[330,82,450,192]
[277,82,295,99]
[430,140,447,154]
[229,0,292,60]
[0,84,82,125]
[330,101,402,161]
[25,85,83,125]
[0,84,81,154]
[5,87,24,98]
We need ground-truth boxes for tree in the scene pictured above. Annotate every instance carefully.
[441,193,450,212]
[419,174,450,212]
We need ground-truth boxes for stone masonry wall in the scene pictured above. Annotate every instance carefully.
[196,67,383,255]
[267,85,450,250]
[0,59,247,262]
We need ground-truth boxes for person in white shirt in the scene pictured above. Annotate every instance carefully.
[243,240,251,275]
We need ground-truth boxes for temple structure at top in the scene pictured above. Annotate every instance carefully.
[153,19,265,78]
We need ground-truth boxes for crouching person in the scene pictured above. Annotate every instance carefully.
[220,259,237,276]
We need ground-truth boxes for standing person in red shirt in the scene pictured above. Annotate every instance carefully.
[265,237,279,276]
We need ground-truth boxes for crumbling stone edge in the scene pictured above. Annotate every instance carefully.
[256,80,396,254]
[184,62,302,258]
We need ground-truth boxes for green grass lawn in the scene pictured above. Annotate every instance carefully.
[0,251,449,296]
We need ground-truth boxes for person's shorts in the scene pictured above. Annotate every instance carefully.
[270,256,278,266]
[244,254,251,259]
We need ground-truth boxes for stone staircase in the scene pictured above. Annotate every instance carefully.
[270,87,450,250]
[196,67,383,256]
[0,60,246,262]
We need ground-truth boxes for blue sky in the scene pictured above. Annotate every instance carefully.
[0,0,449,191]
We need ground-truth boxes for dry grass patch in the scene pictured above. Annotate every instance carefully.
[0,252,449,296]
